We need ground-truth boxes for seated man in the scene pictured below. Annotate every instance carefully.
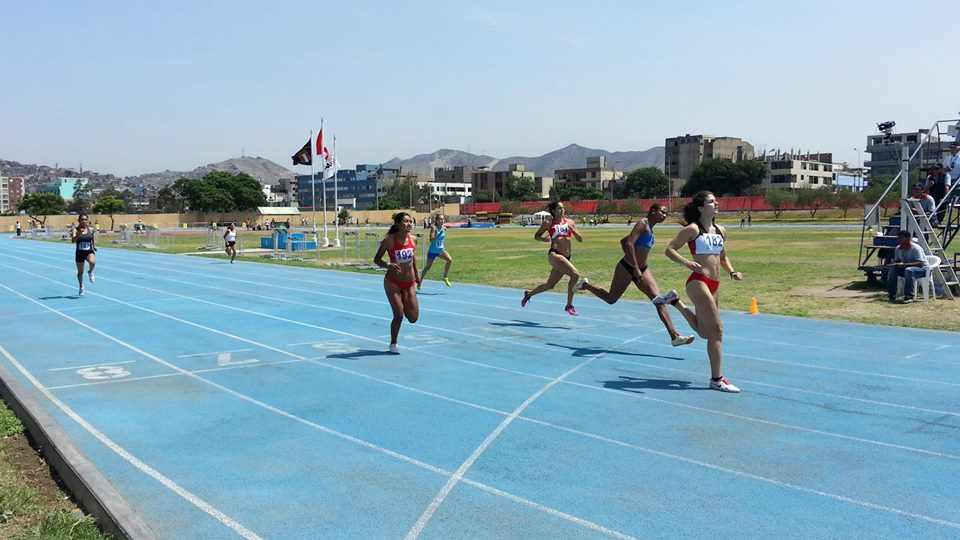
[911,183,938,227]
[885,230,927,304]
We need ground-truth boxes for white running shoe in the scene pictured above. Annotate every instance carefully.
[389,344,399,354]
[88,271,95,284]
[652,290,678,305]
[575,277,588,291]
[709,377,741,393]
[671,334,695,347]
[78,287,84,297]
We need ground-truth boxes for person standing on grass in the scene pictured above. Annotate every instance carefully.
[418,214,453,290]
[655,191,743,393]
[374,212,420,354]
[71,213,97,297]
[521,201,585,316]
[578,203,695,347]
[223,223,238,263]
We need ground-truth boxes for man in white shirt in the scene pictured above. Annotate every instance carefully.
[943,143,960,180]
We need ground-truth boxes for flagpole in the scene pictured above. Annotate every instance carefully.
[310,128,316,234]
[332,134,341,247]
[320,119,329,247]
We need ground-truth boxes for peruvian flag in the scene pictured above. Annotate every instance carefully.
[316,129,323,157]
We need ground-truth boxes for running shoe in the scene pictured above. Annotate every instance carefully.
[389,344,400,354]
[417,281,422,291]
[88,271,95,284]
[521,291,531,307]
[671,334,695,347]
[78,287,84,297]
[709,377,740,393]
[575,277,588,291]
[443,277,451,287]
[564,305,579,316]
[652,290,679,305]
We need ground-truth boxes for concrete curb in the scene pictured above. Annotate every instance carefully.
[0,362,158,540]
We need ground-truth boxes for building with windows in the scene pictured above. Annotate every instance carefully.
[553,156,624,198]
[759,152,834,190]
[296,165,400,210]
[471,163,537,201]
[35,177,89,200]
[664,135,755,194]
[0,176,23,213]
[865,130,945,179]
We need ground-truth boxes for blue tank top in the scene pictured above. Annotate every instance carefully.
[633,221,655,249]
[428,226,446,253]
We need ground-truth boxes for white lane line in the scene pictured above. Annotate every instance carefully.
[50,360,135,372]
[0,266,635,539]
[0,345,262,539]
[404,337,642,540]
[177,349,252,358]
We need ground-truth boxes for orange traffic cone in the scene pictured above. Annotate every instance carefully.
[749,297,759,315]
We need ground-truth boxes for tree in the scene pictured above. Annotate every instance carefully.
[154,186,182,213]
[620,198,644,218]
[683,159,766,197]
[622,167,669,198]
[205,172,267,211]
[794,187,835,218]
[551,185,603,201]
[862,174,899,217]
[69,178,93,214]
[18,193,66,226]
[504,176,538,201]
[98,187,134,213]
[91,197,126,231]
[473,190,495,203]
[834,190,863,219]
[595,200,619,221]
[764,189,796,220]
[337,208,351,225]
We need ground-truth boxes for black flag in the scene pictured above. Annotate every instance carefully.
[291,140,311,166]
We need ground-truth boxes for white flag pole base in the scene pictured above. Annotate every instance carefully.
[321,237,330,248]
[332,237,341,247]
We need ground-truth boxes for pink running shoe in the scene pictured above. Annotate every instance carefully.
[564,306,579,316]
[521,291,531,307]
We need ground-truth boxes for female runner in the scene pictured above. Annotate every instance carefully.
[656,191,742,392]
[71,213,97,297]
[579,203,694,346]
[417,214,453,289]
[521,201,584,316]
[373,212,420,354]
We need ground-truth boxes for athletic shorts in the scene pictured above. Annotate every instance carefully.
[386,275,416,289]
[227,241,236,247]
[618,258,648,276]
[427,250,444,260]
[686,272,720,294]
[548,248,571,261]
[75,250,95,263]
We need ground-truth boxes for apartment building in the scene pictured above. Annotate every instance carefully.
[759,152,834,190]
[664,135,755,194]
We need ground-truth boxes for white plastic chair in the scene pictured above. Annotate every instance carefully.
[896,255,941,301]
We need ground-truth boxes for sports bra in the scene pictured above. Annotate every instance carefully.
[549,219,571,239]
[633,220,655,249]
[389,233,415,265]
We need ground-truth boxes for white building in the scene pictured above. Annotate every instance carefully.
[760,152,834,190]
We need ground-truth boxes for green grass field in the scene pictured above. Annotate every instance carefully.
[45,221,960,332]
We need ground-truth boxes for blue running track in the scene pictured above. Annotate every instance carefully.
[0,237,957,539]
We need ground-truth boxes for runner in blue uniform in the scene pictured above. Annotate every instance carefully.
[578,203,695,347]
[418,214,453,290]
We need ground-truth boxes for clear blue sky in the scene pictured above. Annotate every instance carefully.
[2,0,956,177]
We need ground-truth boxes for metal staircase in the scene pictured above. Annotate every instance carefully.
[904,198,959,299]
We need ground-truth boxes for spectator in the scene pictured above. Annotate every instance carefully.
[15,220,21,236]
[885,230,927,304]
[943,143,960,181]
[912,183,937,227]
[747,212,752,227]
[925,164,952,225]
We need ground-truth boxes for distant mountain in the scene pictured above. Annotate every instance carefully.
[125,157,296,187]
[383,144,664,177]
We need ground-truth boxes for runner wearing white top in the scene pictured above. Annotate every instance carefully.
[223,223,238,263]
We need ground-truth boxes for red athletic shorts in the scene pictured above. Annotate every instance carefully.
[686,272,720,294]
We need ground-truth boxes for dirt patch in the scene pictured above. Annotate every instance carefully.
[793,278,879,299]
